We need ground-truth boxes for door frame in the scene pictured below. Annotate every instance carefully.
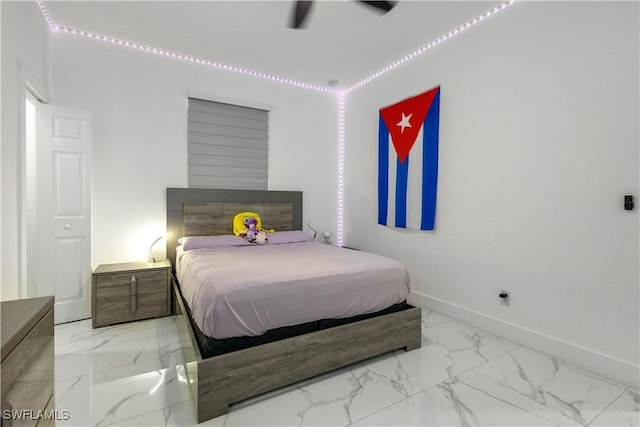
[24,88,40,299]
[20,73,50,299]
[22,76,93,325]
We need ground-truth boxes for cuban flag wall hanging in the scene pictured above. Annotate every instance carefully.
[378,86,440,230]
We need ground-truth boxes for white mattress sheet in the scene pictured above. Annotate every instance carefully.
[176,242,410,339]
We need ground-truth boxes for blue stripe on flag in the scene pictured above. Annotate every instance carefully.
[377,116,389,225]
[395,155,408,228]
[420,90,440,230]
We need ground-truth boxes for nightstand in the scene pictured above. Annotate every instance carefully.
[92,260,171,328]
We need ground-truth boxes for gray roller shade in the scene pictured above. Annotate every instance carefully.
[188,98,268,189]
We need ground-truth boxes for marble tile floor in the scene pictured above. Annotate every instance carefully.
[53,310,639,427]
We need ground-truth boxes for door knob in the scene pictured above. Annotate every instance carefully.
[64,224,72,230]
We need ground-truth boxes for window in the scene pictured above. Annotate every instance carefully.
[187,98,268,189]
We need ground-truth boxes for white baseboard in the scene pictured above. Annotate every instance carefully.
[409,291,639,391]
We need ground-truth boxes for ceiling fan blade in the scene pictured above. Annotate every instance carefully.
[358,1,397,14]
[290,0,314,29]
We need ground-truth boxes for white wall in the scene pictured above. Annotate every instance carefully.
[1,1,51,300]
[50,33,338,266]
[344,1,639,387]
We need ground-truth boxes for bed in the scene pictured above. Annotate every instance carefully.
[166,188,421,423]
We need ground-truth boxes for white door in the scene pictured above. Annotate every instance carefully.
[36,104,91,324]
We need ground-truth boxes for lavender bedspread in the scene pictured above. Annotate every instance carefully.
[176,242,410,339]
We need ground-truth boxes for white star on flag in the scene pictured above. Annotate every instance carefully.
[396,112,413,134]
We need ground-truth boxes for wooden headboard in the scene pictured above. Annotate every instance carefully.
[166,188,303,271]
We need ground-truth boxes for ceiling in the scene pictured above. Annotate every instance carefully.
[45,1,504,90]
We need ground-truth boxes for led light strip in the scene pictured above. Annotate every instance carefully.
[346,0,516,93]
[52,24,337,94]
[39,6,337,94]
[337,92,345,247]
[37,0,516,247]
[37,0,54,27]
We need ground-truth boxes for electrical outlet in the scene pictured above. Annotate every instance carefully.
[499,290,510,306]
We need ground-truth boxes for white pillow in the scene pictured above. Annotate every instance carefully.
[266,230,315,245]
[178,235,251,251]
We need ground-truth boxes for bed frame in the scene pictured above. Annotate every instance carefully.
[166,188,422,423]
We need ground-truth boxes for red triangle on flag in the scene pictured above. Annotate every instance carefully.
[380,87,439,164]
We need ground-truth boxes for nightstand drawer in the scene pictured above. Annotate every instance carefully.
[95,270,167,298]
[95,289,168,326]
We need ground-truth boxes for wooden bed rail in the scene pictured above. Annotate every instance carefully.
[173,281,421,422]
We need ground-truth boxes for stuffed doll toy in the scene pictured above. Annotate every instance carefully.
[243,216,259,242]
